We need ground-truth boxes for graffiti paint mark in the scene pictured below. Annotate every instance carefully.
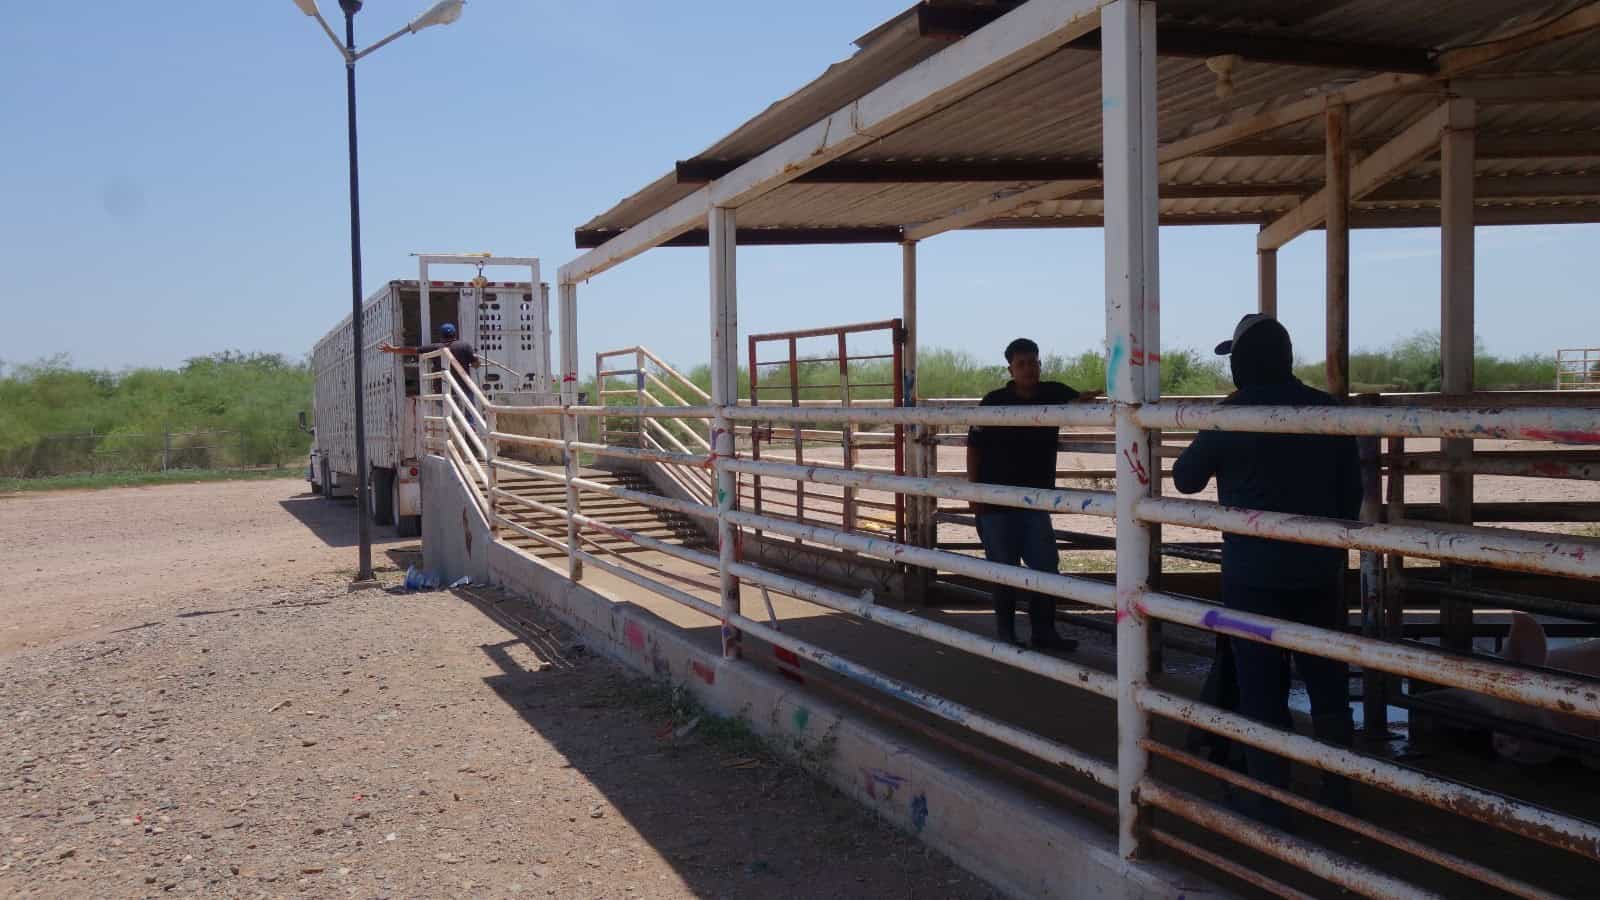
[861,768,907,802]
[1524,429,1600,445]
[910,793,929,834]
[1106,339,1125,397]
[691,659,716,685]
[792,705,810,732]
[461,509,474,558]
[1201,608,1275,641]
[624,620,647,653]
[1121,443,1150,486]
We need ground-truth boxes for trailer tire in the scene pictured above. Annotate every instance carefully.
[371,467,396,526]
[395,477,421,538]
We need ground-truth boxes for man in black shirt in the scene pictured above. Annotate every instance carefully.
[1173,313,1361,822]
[380,322,479,374]
[966,338,1090,651]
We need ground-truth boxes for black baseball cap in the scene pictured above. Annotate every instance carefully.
[1214,313,1273,355]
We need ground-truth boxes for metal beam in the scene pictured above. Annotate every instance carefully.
[1102,0,1159,861]
[977,203,1600,230]
[674,158,1101,185]
[1369,173,1600,202]
[558,0,1107,283]
[1258,102,1451,250]
[1070,25,1435,73]
[574,226,903,249]
[1196,131,1600,160]
[1437,2,1600,76]
[1158,5,1600,170]
[903,179,1101,241]
[920,5,1435,72]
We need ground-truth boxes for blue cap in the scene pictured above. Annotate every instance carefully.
[441,323,457,338]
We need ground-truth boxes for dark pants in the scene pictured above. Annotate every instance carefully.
[1226,582,1353,822]
[975,509,1060,644]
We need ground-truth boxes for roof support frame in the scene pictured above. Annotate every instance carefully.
[673,158,1102,185]
[920,4,1437,73]
[901,4,1600,241]
[558,0,1108,284]
[1258,101,1453,250]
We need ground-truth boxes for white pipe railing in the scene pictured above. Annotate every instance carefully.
[1139,495,1600,580]
[420,371,1600,893]
[1137,402,1600,443]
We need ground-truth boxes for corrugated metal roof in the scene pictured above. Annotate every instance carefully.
[577,0,1600,243]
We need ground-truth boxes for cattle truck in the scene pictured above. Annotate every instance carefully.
[307,255,551,536]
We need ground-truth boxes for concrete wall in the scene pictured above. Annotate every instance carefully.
[422,455,492,585]
[483,538,1227,900]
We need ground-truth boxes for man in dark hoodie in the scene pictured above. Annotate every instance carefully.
[1173,313,1362,822]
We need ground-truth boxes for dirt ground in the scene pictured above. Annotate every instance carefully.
[0,478,992,899]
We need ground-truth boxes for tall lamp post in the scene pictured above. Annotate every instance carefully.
[292,0,464,581]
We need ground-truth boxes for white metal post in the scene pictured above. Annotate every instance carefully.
[559,281,582,580]
[1103,0,1159,860]
[486,409,499,539]
[1440,96,1477,652]
[538,280,552,393]
[636,347,647,449]
[419,258,432,344]
[709,206,742,658]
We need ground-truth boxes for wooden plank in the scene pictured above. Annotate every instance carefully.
[1257,246,1277,317]
[1440,98,1477,655]
[1325,105,1351,399]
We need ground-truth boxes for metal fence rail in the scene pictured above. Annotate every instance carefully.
[422,344,1600,897]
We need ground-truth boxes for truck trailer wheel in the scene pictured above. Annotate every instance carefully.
[370,467,396,526]
[394,476,421,538]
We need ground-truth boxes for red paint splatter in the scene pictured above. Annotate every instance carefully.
[1523,429,1600,445]
[691,659,716,685]
[773,646,801,667]
[624,620,646,652]
[1121,443,1150,486]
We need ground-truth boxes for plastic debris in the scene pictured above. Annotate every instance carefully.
[403,565,442,591]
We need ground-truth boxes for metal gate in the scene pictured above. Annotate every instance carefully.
[745,319,906,541]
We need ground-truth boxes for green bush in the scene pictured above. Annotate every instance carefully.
[0,352,313,478]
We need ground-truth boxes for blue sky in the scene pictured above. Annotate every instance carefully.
[2,1,1594,377]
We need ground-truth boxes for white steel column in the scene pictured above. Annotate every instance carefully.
[1103,0,1159,860]
[419,258,432,344]
[1325,104,1351,398]
[1440,97,1477,651]
[559,281,582,580]
[1257,245,1278,317]
[709,207,742,658]
[538,282,553,392]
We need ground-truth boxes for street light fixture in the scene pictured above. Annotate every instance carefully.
[292,0,465,582]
